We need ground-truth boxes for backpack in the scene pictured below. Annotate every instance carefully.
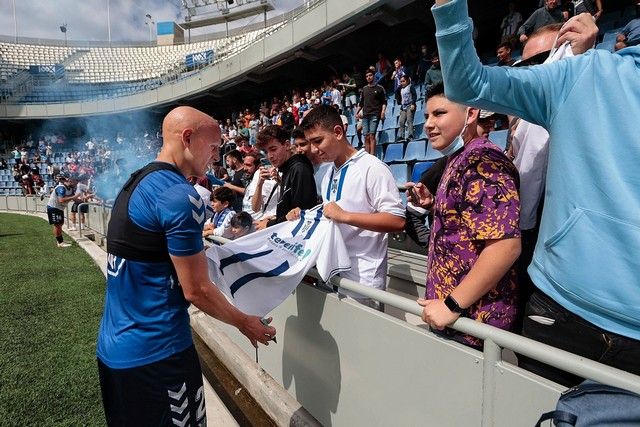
[536,380,640,426]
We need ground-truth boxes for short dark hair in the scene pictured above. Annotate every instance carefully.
[225,149,242,162]
[211,186,235,205]
[291,127,306,140]
[497,42,512,51]
[230,211,252,229]
[244,153,260,167]
[256,125,290,148]
[426,82,445,100]
[299,104,342,132]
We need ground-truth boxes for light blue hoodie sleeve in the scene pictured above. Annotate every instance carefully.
[431,0,586,129]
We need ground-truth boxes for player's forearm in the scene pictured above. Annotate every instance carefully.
[186,280,247,329]
[449,238,521,308]
[341,211,405,232]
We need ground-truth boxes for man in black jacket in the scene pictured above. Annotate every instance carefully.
[253,125,318,230]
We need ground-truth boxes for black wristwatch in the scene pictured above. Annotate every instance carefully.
[444,294,467,316]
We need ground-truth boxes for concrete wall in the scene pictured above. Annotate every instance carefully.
[210,284,563,427]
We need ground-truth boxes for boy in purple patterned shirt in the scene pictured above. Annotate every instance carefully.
[408,83,521,348]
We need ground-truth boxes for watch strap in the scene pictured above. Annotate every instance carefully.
[444,294,467,315]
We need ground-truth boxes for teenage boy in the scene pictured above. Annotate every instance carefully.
[203,186,236,239]
[253,125,318,230]
[356,70,387,156]
[298,105,405,310]
[46,174,80,247]
[407,83,521,348]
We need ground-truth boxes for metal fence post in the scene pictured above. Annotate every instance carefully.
[481,338,501,427]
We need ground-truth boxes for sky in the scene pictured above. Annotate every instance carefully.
[0,0,302,43]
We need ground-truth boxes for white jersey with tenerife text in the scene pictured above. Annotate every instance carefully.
[206,205,350,316]
[320,149,405,290]
[242,170,280,220]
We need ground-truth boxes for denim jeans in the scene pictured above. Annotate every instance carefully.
[398,107,415,139]
[518,291,640,387]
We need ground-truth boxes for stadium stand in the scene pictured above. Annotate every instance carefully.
[0,24,283,103]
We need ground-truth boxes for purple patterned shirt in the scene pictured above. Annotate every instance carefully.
[426,137,521,347]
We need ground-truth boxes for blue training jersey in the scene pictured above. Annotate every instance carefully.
[97,168,206,369]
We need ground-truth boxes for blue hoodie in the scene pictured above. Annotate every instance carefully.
[432,0,640,339]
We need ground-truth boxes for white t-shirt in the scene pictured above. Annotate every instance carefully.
[331,88,343,107]
[320,149,405,290]
[242,170,280,220]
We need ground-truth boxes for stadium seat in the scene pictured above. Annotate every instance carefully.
[382,113,398,130]
[413,105,425,126]
[389,163,409,186]
[414,124,427,140]
[378,128,397,145]
[402,140,426,162]
[383,143,405,163]
[489,129,508,151]
[424,141,444,161]
[346,122,357,137]
[375,144,384,159]
[411,161,435,182]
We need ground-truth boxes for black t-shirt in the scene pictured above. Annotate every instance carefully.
[359,84,387,118]
[229,169,247,212]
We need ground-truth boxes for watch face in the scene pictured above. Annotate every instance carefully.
[445,295,463,314]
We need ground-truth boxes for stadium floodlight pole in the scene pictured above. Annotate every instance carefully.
[145,14,155,44]
[107,0,112,47]
[60,24,68,47]
[11,0,17,43]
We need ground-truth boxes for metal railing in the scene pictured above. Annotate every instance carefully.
[3,196,639,404]
[203,236,640,400]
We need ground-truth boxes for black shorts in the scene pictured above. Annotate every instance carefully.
[47,207,64,225]
[98,345,206,427]
[71,202,88,213]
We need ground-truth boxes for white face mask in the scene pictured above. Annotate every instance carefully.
[438,108,470,156]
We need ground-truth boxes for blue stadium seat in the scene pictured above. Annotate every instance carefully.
[489,129,508,151]
[424,141,444,161]
[346,122,357,137]
[375,144,384,160]
[383,143,405,163]
[382,113,398,130]
[402,140,426,162]
[399,191,407,206]
[350,135,361,148]
[413,105,425,126]
[414,124,427,140]
[411,161,435,182]
[378,128,397,145]
[389,163,409,186]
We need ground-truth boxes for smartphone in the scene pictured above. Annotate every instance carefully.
[259,158,271,167]
[406,186,417,201]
